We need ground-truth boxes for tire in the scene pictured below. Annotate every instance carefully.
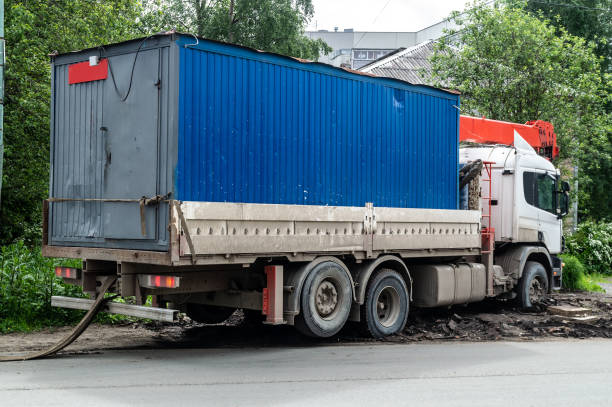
[186,303,236,324]
[294,260,353,338]
[360,269,409,338]
[517,261,549,310]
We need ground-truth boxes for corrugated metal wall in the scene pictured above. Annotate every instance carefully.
[49,37,177,250]
[51,63,105,241]
[176,38,459,209]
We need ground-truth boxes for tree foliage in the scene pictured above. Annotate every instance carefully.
[512,0,612,73]
[431,2,612,220]
[0,1,144,245]
[141,0,330,60]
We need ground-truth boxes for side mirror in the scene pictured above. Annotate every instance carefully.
[562,181,570,192]
[557,191,569,219]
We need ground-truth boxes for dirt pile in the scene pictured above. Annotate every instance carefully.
[388,291,612,342]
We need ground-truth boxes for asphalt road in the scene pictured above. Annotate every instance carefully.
[1,340,611,406]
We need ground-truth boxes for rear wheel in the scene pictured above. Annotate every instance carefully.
[295,260,353,338]
[186,303,236,324]
[517,261,549,310]
[361,269,409,338]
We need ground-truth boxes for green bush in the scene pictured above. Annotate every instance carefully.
[566,221,612,275]
[0,242,84,332]
[0,242,132,333]
[560,254,603,292]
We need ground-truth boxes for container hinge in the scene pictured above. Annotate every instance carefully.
[138,192,172,236]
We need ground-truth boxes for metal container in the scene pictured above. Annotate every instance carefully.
[49,33,460,251]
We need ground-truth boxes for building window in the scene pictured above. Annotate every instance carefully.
[351,49,395,69]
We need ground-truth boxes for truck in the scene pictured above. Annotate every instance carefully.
[45,33,569,340]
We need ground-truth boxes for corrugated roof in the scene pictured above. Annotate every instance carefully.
[359,41,435,85]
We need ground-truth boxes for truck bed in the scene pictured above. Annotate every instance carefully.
[43,200,482,266]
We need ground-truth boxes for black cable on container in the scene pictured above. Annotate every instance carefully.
[100,32,164,102]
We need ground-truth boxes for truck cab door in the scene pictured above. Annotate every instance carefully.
[535,172,562,253]
[519,170,540,242]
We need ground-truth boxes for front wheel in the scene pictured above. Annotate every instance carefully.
[360,269,409,338]
[517,261,549,310]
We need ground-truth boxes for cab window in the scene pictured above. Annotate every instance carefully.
[523,171,557,214]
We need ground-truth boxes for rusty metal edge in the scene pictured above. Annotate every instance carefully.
[42,198,174,265]
[42,244,172,266]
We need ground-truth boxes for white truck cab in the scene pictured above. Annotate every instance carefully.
[460,131,568,253]
[460,131,569,296]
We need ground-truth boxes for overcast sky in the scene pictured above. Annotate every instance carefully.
[307,0,471,32]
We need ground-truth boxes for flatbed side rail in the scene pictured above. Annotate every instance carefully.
[42,200,482,266]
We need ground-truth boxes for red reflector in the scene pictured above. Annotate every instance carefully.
[141,274,180,289]
[68,58,108,84]
[55,267,78,279]
[262,288,269,315]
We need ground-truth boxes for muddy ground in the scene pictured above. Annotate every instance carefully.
[1,291,611,356]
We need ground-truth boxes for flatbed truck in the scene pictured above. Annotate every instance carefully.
[46,33,569,339]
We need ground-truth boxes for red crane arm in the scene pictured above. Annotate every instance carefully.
[459,115,559,160]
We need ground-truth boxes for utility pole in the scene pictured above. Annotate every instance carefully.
[0,0,5,209]
[572,165,579,233]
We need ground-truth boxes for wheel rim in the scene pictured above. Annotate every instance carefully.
[528,277,546,304]
[315,278,339,319]
[376,285,401,328]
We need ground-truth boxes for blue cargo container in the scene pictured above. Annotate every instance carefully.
[49,33,460,251]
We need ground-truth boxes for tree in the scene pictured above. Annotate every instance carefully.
[431,1,611,221]
[141,0,331,60]
[0,1,144,245]
[511,0,612,73]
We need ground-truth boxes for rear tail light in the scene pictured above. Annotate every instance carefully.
[139,275,181,289]
[55,267,81,279]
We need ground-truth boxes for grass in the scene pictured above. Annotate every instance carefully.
[0,241,133,333]
[584,272,611,292]
[560,254,605,292]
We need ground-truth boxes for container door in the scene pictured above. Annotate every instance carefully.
[101,48,161,240]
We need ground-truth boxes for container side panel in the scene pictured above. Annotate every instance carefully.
[176,40,459,209]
